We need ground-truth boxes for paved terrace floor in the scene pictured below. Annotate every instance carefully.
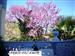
[1,40,75,56]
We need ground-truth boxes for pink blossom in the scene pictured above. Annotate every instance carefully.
[6,0,60,37]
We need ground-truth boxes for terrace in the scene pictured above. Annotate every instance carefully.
[0,0,75,56]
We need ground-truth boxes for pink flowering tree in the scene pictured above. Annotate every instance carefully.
[26,0,60,34]
[6,0,60,41]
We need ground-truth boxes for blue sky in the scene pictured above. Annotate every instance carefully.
[6,0,75,16]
